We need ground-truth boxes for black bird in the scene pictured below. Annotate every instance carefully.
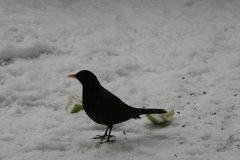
[68,70,166,143]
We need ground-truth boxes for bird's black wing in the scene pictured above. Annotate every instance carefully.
[95,87,141,124]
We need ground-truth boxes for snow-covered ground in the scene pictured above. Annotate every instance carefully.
[0,0,240,159]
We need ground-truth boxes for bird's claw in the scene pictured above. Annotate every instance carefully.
[93,134,116,144]
[99,139,116,144]
[93,135,116,141]
[93,135,106,140]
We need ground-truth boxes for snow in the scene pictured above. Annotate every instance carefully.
[0,43,54,61]
[0,0,240,159]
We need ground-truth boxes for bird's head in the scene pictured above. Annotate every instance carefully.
[68,70,100,87]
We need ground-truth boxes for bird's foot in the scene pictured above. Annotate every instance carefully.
[93,135,106,140]
[93,135,115,141]
[99,139,116,144]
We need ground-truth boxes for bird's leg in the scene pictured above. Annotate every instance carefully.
[99,125,116,144]
[106,125,116,142]
[93,126,109,140]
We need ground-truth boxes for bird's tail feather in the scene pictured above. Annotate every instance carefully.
[138,108,167,115]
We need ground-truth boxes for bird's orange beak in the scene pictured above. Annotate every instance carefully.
[68,74,76,78]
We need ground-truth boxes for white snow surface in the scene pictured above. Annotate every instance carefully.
[0,0,240,159]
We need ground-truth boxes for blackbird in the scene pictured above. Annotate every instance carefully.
[68,70,166,143]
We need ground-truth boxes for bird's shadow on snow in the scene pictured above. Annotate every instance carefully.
[76,125,172,152]
[92,134,170,153]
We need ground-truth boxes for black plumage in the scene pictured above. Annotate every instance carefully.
[68,70,166,143]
